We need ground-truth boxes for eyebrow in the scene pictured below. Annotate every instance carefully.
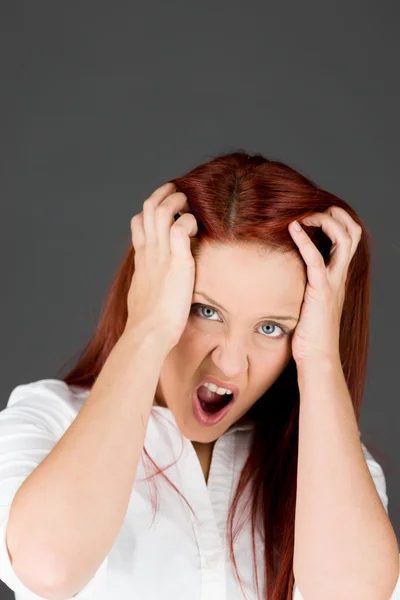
[194,291,299,322]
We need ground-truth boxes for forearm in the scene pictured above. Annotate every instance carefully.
[293,358,399,600]
[7,327,169,598]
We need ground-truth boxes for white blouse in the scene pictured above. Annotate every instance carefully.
[0,379,399,600]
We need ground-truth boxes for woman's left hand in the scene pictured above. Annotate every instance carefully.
[288,206,363,368]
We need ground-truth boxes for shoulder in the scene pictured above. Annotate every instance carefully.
[1,378,89,439]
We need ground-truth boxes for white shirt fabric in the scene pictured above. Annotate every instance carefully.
[0,379,399,600]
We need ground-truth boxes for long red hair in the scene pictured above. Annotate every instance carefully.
[60,150,376,599]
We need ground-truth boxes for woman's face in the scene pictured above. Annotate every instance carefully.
[154,241,306,444]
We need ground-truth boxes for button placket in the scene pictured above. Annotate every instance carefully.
[178,436,227,599]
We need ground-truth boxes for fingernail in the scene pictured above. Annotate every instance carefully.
[292,220,302,231]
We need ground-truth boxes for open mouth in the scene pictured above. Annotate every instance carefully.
[192,383,236,425]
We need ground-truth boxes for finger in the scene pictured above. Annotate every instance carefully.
[130,212,145,250]
[142,197,157,246]
[325,206,363,259]
[142,182,178,250]
[170,213,198,260]
[299,212,352,279]
[289,221,328,289]
[156,192,190,256]
[147,181,177,207]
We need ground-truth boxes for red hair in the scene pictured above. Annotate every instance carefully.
[60,150,376,599]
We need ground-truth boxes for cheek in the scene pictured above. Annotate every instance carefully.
[267,350,292,377]
[250,354,291,398]
[185,318,217,340]
[161,332,206,383]
[178,322,214,353]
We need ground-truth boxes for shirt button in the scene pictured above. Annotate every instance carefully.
[205,556,220,569]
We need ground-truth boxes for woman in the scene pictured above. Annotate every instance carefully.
[1,151,399,600]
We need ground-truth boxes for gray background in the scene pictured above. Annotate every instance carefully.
[1,1,399,596]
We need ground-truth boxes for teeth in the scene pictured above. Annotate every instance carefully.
[203,382,233,396]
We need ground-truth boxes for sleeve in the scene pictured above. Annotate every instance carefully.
[292,438,400,599]
[0,379,108,599]
[361,440,389,514]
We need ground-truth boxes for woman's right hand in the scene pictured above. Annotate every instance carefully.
[124,182,198,354]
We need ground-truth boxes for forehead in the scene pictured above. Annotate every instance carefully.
[193,242,306,313]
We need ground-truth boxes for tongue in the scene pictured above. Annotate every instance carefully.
[197,385,230,412]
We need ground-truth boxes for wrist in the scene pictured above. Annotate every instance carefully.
[295,354,342,379]
[120,324,170,359]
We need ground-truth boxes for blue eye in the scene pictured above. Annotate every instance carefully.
[258,323,285,339]
[191,304,287,339]
[191,304,219,320]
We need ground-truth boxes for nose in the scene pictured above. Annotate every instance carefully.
[210,338,249,379]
